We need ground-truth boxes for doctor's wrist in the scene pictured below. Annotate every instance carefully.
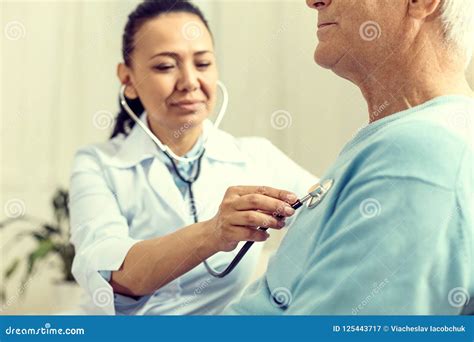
[194,219,222,258]
[200,217,241,253]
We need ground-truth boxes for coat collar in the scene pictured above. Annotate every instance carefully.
[104,113,247,168]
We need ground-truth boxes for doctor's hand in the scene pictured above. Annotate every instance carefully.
[206,186,297,252]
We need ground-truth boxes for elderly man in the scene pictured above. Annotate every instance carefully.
[225,0,473,315]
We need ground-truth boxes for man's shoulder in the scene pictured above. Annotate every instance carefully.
[348,116,470,189]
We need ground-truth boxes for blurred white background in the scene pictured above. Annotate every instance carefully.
[1,0,473,314]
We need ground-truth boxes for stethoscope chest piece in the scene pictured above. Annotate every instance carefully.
[307,179,334,209]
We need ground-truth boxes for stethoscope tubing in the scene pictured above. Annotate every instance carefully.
[203,197,308,278]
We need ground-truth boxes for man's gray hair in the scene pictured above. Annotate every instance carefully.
[440,0,474,65]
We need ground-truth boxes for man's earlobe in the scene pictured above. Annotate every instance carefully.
[408,0,441,19]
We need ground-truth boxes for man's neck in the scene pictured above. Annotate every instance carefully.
[361,72,472,123]
[357,48,473,122]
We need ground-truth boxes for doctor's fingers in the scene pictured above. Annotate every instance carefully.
[229,211,286,230]
[226,227,270,243]
[233,194,296,217]
[225,186,297,203]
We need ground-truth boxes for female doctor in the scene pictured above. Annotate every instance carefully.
[69,0,316,315]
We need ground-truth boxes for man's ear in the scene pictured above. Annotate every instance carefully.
[117,63,139,99]
[408,0,441,20]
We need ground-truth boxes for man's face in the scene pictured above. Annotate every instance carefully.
[305,0,409,79]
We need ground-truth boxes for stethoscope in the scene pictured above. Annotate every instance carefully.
[203,179,334,278]
[119,82,334,278]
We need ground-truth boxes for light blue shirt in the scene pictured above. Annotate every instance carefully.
[69,115,316,315]
[225,95,474,315]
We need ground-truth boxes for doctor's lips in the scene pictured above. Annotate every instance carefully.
[169,99,206,112]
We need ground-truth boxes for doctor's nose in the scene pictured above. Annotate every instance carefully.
[176,66,200,92]
[306,0,331,10]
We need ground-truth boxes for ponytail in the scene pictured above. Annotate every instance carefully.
[110,96,144,138]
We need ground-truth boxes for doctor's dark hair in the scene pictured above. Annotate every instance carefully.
[110,0,212,138]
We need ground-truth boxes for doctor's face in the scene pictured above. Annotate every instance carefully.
[305,0,409,81]
[119,12,217,135]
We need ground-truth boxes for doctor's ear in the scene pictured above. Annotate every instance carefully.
[117,63,139,99]
[408,0,441,20]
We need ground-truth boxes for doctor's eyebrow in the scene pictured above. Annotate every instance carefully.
[149,50,214,61]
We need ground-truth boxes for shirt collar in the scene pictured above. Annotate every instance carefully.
[105,112,247,168]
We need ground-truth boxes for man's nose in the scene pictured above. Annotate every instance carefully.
[306,0,331,11]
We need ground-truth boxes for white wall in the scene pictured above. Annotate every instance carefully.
[1,0,473,314]
[1,0,141,314]
[205,1,368,177]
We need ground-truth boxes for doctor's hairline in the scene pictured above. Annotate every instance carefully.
[122,0,213,67]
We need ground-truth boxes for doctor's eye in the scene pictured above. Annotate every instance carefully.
[153,64,175,72]
[195,62,212,70]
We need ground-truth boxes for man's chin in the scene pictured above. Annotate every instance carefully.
[314,46,338,70]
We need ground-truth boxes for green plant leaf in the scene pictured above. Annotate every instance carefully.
[2,188,75,295]
[52,189,69,225]
[54,243,76,282]
[5,259,20,279]
[31,232,47,241]
[26,240,55,275]
[16,227,44,239]
[43,224,60,235]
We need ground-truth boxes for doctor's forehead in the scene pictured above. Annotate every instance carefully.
[131,12,214,59]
